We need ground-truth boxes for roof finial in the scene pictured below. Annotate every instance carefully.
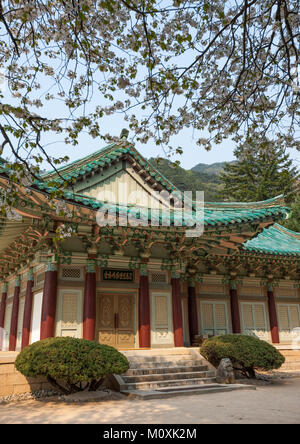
[120,128,129,140]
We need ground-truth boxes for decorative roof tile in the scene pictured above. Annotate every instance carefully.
[244,224,300,256]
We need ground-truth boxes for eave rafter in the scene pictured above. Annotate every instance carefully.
[0,225,49,278]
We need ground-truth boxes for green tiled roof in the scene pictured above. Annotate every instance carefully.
[244,224,300,256]
[0,139,291,229]
[34,181,289,227]
[42,141,180,194]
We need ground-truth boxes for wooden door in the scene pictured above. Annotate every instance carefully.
[96,293,135,349]
[116,294,135,348]
[97,293,116,346]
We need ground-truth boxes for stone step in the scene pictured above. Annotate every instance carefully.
[283,357,300,362]
[125,365,209,376]
[280,363,300,370]
[122,370,216,384]
[121,384,256,400]
[128,355,196,363]
[128,359,205,369]
[120,377,217,391]
[278,350,300,355]
[122,348,195,357]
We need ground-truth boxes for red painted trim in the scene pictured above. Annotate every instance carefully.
[83,272,96,341]
[9,286,20,351]
[21,280,34,349]
[40,270,58,340]
[230,288,241,334]
[267,290,280,343]
[188,285,198,344]
[171,278,184,347]
[0,292,7,329]
[0,292,7,350]
[138,274,150,348]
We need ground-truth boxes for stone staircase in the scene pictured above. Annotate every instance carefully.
[112,348,255,399]
[277,349,300,372]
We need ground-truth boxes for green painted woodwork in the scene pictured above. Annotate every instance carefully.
[86,259,96,273]
[27,268,34,281]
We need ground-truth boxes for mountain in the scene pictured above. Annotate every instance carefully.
[192,161,235,176]
[148,157,223,201]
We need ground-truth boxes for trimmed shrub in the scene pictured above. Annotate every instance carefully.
[200,334,285,378]
[15,337,129,394]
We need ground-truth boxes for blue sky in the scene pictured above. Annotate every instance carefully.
[2,62,300,172]
[42,111,300,171]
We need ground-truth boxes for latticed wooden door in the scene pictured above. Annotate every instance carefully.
[201,302,228,336]
[278,304,300,342]
[241,302,269,341]
[96,293,134,349]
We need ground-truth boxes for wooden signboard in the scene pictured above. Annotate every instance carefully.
[102,269,134,282]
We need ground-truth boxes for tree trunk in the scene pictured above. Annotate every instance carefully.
[47,375,69,395]
[88,378,104,391]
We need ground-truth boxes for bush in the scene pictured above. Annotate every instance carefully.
[200,334,285,378]
[15,337,129,394]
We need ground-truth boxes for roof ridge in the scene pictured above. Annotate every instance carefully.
[273,223,300,239]
[41,141,128,178]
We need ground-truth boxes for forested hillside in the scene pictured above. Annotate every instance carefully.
[148,158,223,201]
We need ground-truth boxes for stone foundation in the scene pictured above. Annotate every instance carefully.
[0,352,51,397]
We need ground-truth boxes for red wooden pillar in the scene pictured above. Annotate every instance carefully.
[83,260,96,341]
[0,283,7,350]
[188,282,198,345]
[0,283,7,329]
[21,269,34,349]
[229,280,241,334]
[9,277,20,351]
[267,284,280,344]
[138,267,150,348]
[40,263,58,340]
[171,273,184,347]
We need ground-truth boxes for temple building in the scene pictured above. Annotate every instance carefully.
[0,132,300,352]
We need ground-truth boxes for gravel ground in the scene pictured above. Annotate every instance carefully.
[0,377,300,424]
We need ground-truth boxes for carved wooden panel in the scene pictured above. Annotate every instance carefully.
[116,294,134,348]
[97,331,114,346]
[117,294,133,329]
[61,293,78,328]
[116,331,134,348]
[96,293,135,348]
[98,294,115,330]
